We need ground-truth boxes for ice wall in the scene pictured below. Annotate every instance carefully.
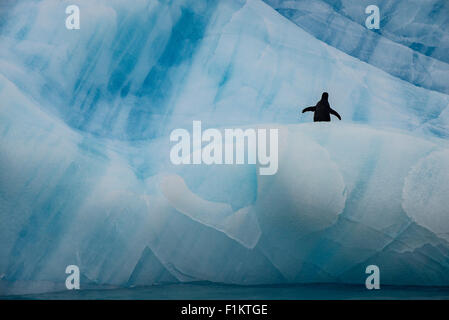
[264,0,449,94]
[1,0,449,140]
[1,0,449,295]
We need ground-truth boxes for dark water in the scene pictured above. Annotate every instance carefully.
[3,283,449,300]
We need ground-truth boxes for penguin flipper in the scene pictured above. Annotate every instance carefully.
[302,106,316,113]
[330,108,341,120]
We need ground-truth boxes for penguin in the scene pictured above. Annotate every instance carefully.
[302,92,341,122]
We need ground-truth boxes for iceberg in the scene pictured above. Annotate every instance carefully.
[264,0,449,94]
[1,0,449,295]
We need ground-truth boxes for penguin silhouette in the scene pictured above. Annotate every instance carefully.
[302,92,341,122]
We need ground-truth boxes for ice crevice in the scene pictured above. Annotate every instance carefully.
[160,174,262,249]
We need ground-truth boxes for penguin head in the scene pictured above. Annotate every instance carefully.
[322,92,329,100]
